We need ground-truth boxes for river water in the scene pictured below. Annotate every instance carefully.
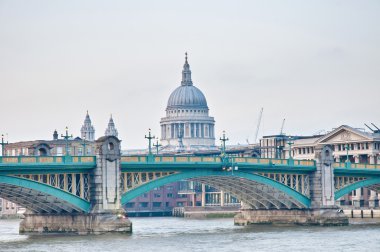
[0,217,379,252]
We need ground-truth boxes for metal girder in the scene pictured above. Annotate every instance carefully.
[335,177,380,200]
[195,177,297,209]
[121,170,311,208]
[194,178,275,209]
[0,175,91,213]
[0,185,66,213]
[0,188,47,213]
[195,177,284,209]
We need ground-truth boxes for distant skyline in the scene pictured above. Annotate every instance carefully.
[0,1,379,149]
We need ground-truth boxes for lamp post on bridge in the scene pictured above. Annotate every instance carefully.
[153,138,162,155]
[61,127,73,156]
[220,131,229,157]
[145,129,155,161]
[1,134,8,156]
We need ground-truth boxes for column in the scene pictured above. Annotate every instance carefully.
[201,184,206,207]
[352,155,362,208]
[368,154,378,208]
[334,156,340,163]
[220,190,225,207]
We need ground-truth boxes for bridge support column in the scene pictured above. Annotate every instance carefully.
[20,136,132,235]
[307,145,348,225]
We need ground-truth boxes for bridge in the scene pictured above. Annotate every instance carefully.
[1,137,380,233]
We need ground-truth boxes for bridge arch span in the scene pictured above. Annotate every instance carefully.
[121,170,311,209]
[335,177,380,200]
[0,175,91,214]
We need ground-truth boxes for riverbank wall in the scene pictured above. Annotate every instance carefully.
[173,206,240,218]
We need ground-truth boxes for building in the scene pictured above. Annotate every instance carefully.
[1,112,103,217]
[260,125,380,208]
[4,113,98,157]
[105,115,118,137]
[81,111,95,141]
[159,53,216,151]
[125,55,239,215]
[291,125,380,208]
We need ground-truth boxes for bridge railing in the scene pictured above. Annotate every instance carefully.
[0,156,96,164]
[232,157,315,166]
[333,162,380,169]
[120,155,315,167]
[121,156,222,163]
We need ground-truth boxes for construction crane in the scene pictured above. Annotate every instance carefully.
[280,119,285,135]
[365,123,380,133]
[254,108,263,144]
[371,123,380,133]
[364,123,375,132]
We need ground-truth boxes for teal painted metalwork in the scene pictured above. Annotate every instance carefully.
[334,168,380,177]
[121,170,311,208]
[335,177,380,200]
[0,175,91,212]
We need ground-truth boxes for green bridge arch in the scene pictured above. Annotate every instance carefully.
[121,170,311,208]
[0,175,91,213]
[335,177,380,200]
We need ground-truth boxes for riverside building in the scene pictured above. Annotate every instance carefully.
[260,125,380,208]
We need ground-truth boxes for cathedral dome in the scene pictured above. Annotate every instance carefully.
[166,53,208,110]
[167,85,208,109]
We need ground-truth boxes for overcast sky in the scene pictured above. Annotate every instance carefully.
[0,0,379,149]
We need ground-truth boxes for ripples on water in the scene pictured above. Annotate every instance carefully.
[0,218,379,252]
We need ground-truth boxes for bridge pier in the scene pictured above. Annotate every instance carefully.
[234,208,347,226]
[234,146,348,226]
[19,136,132,235]
[20,212,131,234]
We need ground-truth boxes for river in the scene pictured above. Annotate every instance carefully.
[0,218,379,252]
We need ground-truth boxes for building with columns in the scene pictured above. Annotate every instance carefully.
[125,55,238,215]
[257,125,380,208]
[160,54,215,151]
[288,125,380,208]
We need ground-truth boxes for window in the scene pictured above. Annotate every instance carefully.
[153,202,161,207]
[165,202,170,207]
[167,193,173,198]
[125,202,135,208]
[56,147,63,156]
[154,193,161,198]
[142,193,148,198]
[139,202,148,208]
[176,202,184,207]
[166,186,174,191]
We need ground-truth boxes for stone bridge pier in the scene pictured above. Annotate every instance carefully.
[235,146,348,226]
[19,136,132,234]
